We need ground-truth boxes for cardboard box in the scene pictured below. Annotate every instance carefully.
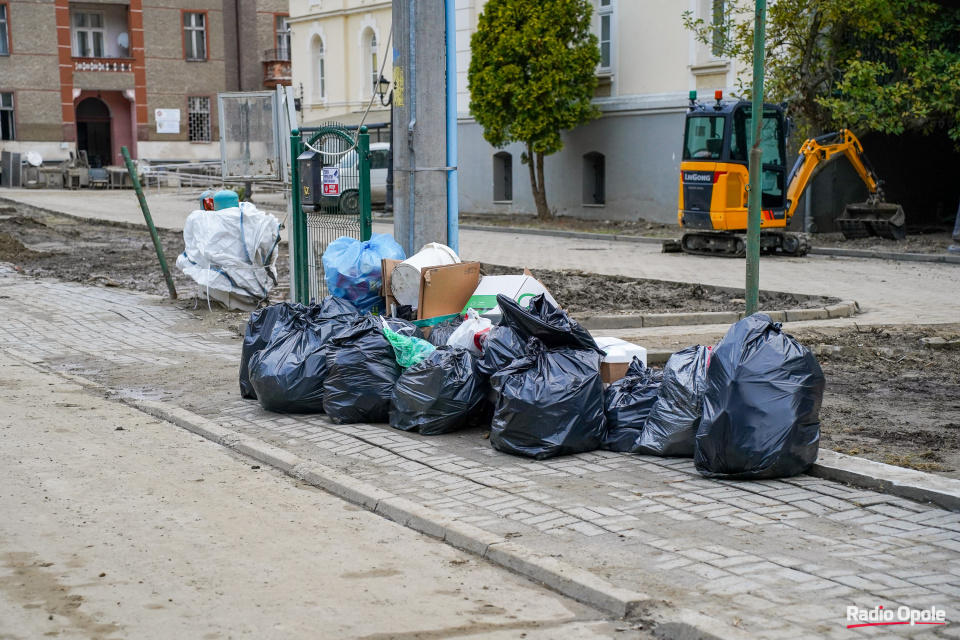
[462,273,558,323]
[381,258,403,315]
[417,261,482,321]
[594,337,648,385]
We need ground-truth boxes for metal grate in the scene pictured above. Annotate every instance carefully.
[304,122,362,301]
[188,96,211,142]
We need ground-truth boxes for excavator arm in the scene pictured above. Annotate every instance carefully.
[784,129,905,239]
[785,129,882,220]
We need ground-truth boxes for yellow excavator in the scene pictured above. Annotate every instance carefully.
[676,91,906,257]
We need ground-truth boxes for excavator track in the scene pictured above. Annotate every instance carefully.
[680,231,810,258]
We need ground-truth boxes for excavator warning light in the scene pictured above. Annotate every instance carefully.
[689,90,697,101]
[714,90,723,101]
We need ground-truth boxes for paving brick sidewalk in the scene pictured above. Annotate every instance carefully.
[1,268,959,639]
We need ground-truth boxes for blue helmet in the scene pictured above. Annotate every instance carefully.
[213,189,240,211]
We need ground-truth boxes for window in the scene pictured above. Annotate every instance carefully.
[183,12,206,61]
[683,115,725,160]
[493,152,513,202]
[275,16,290,61]
[188,96,211,142]
[598,0,612,70]
[0,93,14,140]
[72,11,105,58]
[313,36,325,99]
[583,152,605,205]
[711,0,727,57]
[365,30,378,95]
[0,4,9,56]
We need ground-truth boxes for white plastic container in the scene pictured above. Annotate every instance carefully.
[593,337,648,384]
[390,243,461,307]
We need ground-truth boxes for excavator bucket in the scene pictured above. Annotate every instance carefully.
[836,202,907,241]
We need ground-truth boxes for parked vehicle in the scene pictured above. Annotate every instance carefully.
[335,142,390,212]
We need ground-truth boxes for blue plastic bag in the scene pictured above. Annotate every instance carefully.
[322,233,405,313]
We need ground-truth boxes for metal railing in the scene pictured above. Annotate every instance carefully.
[263,48,290,62]
[139,161,289,197]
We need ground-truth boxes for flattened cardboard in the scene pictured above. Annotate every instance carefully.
[416,261,481,321]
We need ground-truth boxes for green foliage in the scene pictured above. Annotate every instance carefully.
[469,0,601,218]
[683,1,960,142]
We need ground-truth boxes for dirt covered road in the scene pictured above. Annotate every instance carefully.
[0,352,630,640]
[0,202,289,301]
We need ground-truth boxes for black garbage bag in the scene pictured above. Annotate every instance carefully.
[601,358,664,452]
[636,345,710,457]
[389,347,489,435]
[477,325,527,377]
[323,316,422,424]
[695,314,825,480]
[490,338,606,460]
[427,317,462,347]
[239,302,304,399]
[247,301,359,413]
[497,294,602,352]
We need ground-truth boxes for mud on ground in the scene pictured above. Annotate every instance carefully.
[483,264,838,315]
[0,203,289,303]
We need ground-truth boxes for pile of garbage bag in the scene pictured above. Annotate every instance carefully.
[177,202,281,306]
[236,236,825,481]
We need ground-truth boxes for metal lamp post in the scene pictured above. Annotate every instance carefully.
[376,74,394,213]
[745,0,767,316]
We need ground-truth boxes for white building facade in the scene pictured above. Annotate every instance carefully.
[289,0,740,223]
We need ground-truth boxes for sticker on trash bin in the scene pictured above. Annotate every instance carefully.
[322,167,340,196]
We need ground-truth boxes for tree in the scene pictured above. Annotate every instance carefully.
[468,0,600,220]
[683,1,960,142]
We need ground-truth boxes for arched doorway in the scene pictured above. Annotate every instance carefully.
[76,97,112,168]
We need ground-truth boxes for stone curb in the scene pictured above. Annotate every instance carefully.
[126,399,654,618]
[577,300,859,330]
[811,451,960,513]
[809,246,960,265]
[457,223,667,245]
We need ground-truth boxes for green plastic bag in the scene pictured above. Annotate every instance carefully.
[384,326,437,369]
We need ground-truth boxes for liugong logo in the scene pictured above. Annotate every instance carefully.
[847,605,947,629]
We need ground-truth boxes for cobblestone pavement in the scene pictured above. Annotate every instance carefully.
[1,268,959,639]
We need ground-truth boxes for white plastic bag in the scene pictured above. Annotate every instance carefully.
[446,309,493,355]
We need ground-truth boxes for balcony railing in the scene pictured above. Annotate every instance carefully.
[264,48,290,62]
[74,58,134,72]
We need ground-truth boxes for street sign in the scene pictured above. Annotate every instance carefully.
[322,167,340,196]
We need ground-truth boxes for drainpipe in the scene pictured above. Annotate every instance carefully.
[444,0,458,253]
[234,0,243,90]
[407,0,416,254]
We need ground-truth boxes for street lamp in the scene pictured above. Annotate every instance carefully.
[376,73,394,212]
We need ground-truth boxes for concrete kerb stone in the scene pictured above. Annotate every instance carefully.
[811,450,960,512]
[90,390,658,619]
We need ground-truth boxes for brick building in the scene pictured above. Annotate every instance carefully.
[0,0,289,168]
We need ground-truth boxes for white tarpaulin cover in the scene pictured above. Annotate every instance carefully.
[176,203,281,303]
